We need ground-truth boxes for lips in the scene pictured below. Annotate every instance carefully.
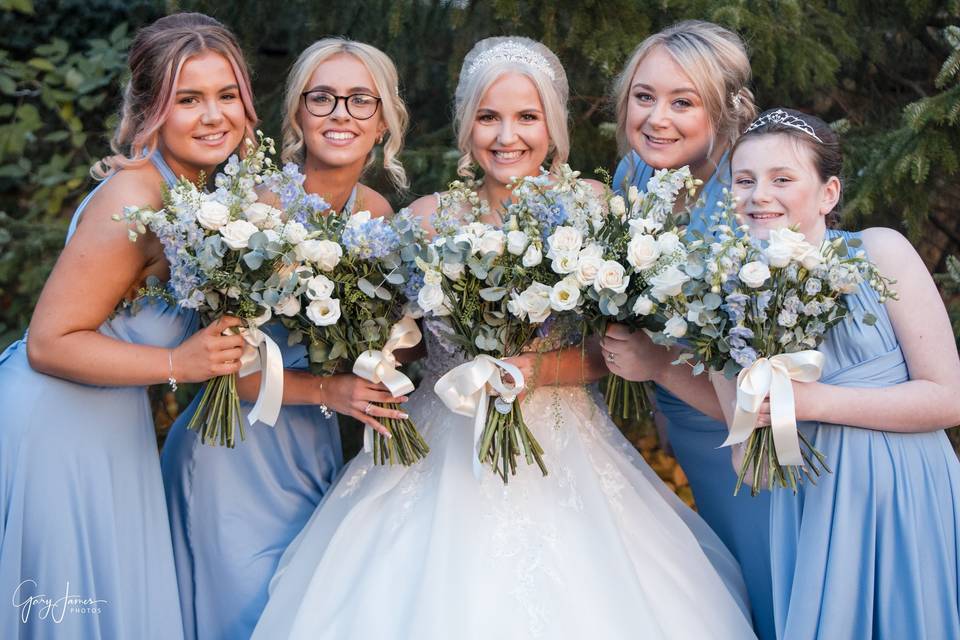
[747,212,784,220]
[195,131,228,144]
[643,132,679,146]
[491,149,526,163]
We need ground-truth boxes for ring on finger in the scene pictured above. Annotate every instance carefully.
[363,402,373,415]
[606,352,616,362]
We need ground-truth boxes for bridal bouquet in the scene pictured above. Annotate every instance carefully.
[666,198,896,495]
[582,167,701,421]
[416,166,602,482]
[276,201,429,466]
[119,134,314,447]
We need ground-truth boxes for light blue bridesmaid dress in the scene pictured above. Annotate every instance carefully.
[0,153,192,640]
[770,229,960,639]
[160,188,357,640]
[614,151,775,640]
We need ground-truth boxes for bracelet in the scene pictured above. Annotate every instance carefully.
[317,378,332,418]
[167,350,178,392]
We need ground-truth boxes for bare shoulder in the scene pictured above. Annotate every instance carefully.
[255,185,282,208]
[76,163,164,231]
[357,184,393,218]
[406,193,441,235]
[858,227,923,273]
[583,178,608,198]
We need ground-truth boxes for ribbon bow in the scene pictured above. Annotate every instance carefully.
[237,325,284,427]
[721,351,825,465]
[352,315,422,452]
[433,354,524,478]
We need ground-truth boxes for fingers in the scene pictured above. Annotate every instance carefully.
[364,389,409,405]
[215,346,245,363]
[355,408,392,438]
[364,402,409,421]
[210,315,244,333]
[604,323,633,340]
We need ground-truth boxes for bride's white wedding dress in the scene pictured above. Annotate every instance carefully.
[252,319,757,639]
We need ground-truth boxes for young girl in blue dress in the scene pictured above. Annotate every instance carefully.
[161,38,411,640]
[0,13,256,640]
[607,107,960,638]
[605,20,775,639]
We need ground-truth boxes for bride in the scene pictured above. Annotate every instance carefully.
[252,37,757,640]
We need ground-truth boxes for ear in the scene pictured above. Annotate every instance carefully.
[819,175,841,216]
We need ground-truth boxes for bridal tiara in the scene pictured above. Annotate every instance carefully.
[463,41,557,81]
[744,109,824,143]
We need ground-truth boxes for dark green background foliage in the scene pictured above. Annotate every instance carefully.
[2,0,959,372]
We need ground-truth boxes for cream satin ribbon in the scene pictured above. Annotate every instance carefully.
[352,315,422,452]
[237,325,284,427]
[720,351,825,465]
[434,354,525,478]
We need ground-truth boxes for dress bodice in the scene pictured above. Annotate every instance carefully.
[816,229,907,388]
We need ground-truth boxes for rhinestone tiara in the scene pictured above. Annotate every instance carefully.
[744,109,823,143]
[463,42,556,81]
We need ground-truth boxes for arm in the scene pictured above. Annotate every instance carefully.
[26,170,245,386]
[507,336,608,390]
[601,323,725,421]
[791,228,960,431]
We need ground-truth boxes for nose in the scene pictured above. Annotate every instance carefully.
[201,98,223,126]
[649,99,671,129]
[330,97,352,121]
[496,120,517,146]
[750,180,773,205]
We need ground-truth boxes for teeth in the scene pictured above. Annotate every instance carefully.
[325,131,356,140]
[200,132,224,141]
[750,213,782,219]
[494,150,523,160]
[646,135,676,144]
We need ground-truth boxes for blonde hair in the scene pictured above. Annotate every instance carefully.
[281,38,408,190]
[613,20,756,158]
[94,12,257,179]
[454,37,569,178]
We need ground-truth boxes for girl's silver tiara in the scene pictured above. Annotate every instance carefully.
[744,109,823,143]
[464,42,556,81]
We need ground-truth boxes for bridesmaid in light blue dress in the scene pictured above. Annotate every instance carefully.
[729,110,960,638]
[0,13,257,639]
[161,38,411,640]
[607,20,776,639]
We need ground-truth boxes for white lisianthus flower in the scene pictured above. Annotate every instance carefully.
[296,239,342,271]
[196,200,230,231]
[657,231,681,254]
[632,295,654,315]
[245,201,281,226]
[546,226,583,259]
[550,251,579,275]
[609,195,626,219]
[796,244,823,270]
[281,221,308,245]
[306,298,341,326]
[739,261,771,288]
[478,229,506,256]
[423,268,443,286]
[522,243,542,267]
[627,185,640,206]
[769,227,807,249]
[226,286,242,299]
[593,260,629,294]
[628,217,663,237]
[453,232,479,255]
[519,282,553,323]
[506,230,529,256]
[663,314,688,338]
[549,278,581,311]
[305,274,335,300]
[506,291,527,320]
[649,265,690,301]
[764,242,794,268]
[220,219,260,250]
[441,261,465,280]
[417,283,445,314]
[627,234,661,270]
[274,295,301,317]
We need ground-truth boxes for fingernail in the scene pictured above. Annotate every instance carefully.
[384,431,393,439]
[398,412,409,419]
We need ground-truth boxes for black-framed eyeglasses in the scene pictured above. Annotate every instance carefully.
[301,90,382,120]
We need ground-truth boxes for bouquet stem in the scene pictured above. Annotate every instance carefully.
[187,373,245,448]
[733,427,832,497]
[371,403,430,466]
[603,375,651,422]
[477,399,547,484]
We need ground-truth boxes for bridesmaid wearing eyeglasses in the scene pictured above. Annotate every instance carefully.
[161,38,410,640]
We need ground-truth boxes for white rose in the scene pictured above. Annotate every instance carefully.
[296,239,342,271]
[627,185,640,205]
[663,315,688,338]
[346,210,372,228]
[423,268,443,286]
[550,251,579,275]
[764,242,794,268]
[219,219,260,250]
[649,265,690,301]
[739,261,771,288]
[282,221,308,245]
[441,261,465,280]
[522,244,542,267]
[478,229,506,256]
[626,234,661,271]
[417,284,445,313]
[609,195,626,218]
[769,227,807,249]
[519,282,552,323]
[506,291,527,320]
[196,200,230,231]
[575,252,604,287]
[632,295,654,315]
[305,274,335,300]
[245,201,281,226]
[506,230,529,256]
[796,244,823,270]
[593,260,629,294]
[274,295,301,317]
[546,226,583,259]
[657,231,681,255]
[453,232,479,255]
[306,298,341,326]
[549,278,581,311]
[580,243,604,260]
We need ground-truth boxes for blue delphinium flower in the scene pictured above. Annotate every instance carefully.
[342,218,401,260]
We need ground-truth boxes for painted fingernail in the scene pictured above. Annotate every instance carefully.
[398,412,409,419]
[384,431,393,439]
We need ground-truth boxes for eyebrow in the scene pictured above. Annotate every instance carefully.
[630,82,697,96]
[476,107,544,114]
[176,83,239,95]
[307,85,376,94]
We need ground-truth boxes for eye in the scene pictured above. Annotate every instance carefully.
[309,92,334,105]
[633,92,654,103]
[734,177,755,186]
[477,113,496,123]
[220,92,237,101]
[350,94,377,106]
[178,96,199,105]
[773,176,793,184]
[673,98,693,109]
[520,112,540,122]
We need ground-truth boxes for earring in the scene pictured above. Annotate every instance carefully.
[377,133,385,144]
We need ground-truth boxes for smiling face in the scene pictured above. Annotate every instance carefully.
[731,133,841,244]
[158,50,247,178]
[625,46,716,178]
[298,53,385,173]
[470,71,550,185]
